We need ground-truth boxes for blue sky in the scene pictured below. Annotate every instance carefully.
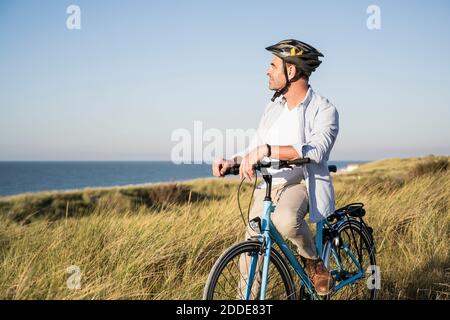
[1,0,449,161]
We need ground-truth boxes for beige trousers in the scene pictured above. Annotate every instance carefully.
[246,181,318,259]
[238,181,318,298]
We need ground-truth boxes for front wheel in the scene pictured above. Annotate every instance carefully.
[203,240,296,300]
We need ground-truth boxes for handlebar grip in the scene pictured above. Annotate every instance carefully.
[286,158,311,166]
[328,165,337,173]
[224,164,240,176]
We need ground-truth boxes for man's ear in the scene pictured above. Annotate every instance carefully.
[288,64,297,81]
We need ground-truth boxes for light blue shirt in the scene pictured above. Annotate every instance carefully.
[234,87,339,222]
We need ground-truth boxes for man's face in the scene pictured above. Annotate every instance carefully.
[266,56,286,91]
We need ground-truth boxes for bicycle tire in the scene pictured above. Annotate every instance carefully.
[203,240,296,300]
[323,218,378,300]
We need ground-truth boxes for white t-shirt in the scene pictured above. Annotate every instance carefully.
[259,102,305,188]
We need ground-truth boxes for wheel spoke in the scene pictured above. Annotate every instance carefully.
[205,243,295,300]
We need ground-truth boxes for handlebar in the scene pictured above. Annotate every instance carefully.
[224,159,338,175]
[224,158,311,176]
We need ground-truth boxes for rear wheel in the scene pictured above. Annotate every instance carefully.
[323,220,377,300]
[203,241,296,300]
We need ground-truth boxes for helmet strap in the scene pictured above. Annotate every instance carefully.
[271,61,291,102]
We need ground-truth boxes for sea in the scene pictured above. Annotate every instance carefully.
[0,161,368,196]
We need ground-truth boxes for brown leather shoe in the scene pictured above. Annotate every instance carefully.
[305,258,334,295]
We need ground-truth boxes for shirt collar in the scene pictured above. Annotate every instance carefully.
[280,85,314,108]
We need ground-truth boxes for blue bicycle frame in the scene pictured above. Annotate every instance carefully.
[245,175,365,300]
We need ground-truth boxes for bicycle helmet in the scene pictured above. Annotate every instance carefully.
[266,39,324,101]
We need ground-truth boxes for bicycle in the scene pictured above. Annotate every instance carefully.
[203,158,378,300]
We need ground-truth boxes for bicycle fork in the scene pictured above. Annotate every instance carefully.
[244,199,272,300]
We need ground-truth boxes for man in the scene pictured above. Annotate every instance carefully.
[212,39,339,295]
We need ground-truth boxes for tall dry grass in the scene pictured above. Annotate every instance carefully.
[0,156,448,299]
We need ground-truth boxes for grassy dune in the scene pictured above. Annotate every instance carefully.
[0,155,449,299]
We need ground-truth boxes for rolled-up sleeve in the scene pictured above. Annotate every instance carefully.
[293,104,339,164]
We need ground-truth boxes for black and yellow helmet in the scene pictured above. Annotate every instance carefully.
[266,39,324,77]
[265,39,324,101]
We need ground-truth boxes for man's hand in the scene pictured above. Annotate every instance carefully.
[239,145,270,181]
[212,158,234,177]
